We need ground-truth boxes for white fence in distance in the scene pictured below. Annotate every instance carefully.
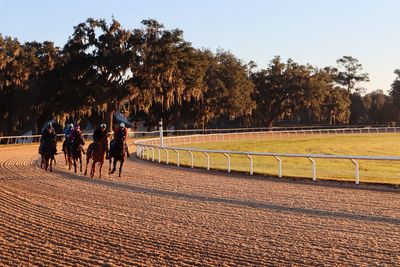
[134,127,400,184]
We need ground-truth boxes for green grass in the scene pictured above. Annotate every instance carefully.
[150,133,400,185]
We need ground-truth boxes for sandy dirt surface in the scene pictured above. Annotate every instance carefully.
[0,145,399,266]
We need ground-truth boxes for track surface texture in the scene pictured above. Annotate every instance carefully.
[0,145,399,266]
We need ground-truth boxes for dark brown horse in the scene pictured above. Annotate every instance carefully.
[62,139,71,165]
[84,137,107,178]
[40,140,56,172]
[108,139,128,177]
[69,135,85,173]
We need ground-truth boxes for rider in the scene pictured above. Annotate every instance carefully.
[92,123,109,159]
[64,123,74,139]
[63,123,74,151]
[113,123,130,157]
[69,124,82,143]
[39,123,57,155]
[69,124,85,154]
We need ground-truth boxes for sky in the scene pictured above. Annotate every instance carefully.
[1,0,399,93]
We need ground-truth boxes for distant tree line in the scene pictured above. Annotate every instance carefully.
[1,18,400,136]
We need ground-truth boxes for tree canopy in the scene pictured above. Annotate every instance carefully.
[0,18,398,136]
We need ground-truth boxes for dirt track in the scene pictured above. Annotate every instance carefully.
[0,145,399,266]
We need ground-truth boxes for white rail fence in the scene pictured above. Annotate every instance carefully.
[0,131,155,146]
[1,125,396,145]
[134,127,400,184]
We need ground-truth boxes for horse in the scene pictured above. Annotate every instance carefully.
[84,137,107,178]
[69,135,85,173]
[62,139,71,166]
[40,140,56,172]
[108,138,128,177]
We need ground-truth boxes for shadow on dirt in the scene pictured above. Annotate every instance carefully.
[54,157,400,226]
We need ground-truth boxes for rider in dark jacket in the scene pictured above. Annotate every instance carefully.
[92,123,109,158]
[64,123,74,139]
[112,123,130,157]
[63,123,74,153]
[69,125,82,143]
[39,123,57,154]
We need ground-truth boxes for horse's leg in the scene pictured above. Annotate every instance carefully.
[50,157,53,172]
[74,158,77,173]
[99,161,103,179]
[119,159,124,177]
[79,156,82,172]
[108,157,112,175]
[90,161,95,178]
[111,158,117,174]
[68,153,72,170]
[84,155,89,176]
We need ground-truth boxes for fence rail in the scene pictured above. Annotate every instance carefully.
[134,126,400,184]
[1,125,397,145]
[0,130,158,146]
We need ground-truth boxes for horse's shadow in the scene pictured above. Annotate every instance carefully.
[52,162,400,226]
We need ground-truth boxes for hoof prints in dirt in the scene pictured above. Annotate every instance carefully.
[0,145,399,266]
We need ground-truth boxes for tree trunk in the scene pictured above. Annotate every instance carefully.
[266,119,274,129]
[32,112,38,135]
[0,117,8,136]
[107,109,114,132]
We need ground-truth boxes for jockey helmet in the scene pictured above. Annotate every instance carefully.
[47,123,52,128]
[100,123,106,129]
[68,123,74,128]
[119,123,125,128]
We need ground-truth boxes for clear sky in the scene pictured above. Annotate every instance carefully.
[1,0,399,93]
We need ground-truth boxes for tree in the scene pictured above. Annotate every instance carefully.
[129,19,205,128]
[62,18,138,128]
[335,56,369,93]
[366,90,393,124]
[0,36,32,135]
[251,57,318,127]
[23,41,60,134]
[389,69,400,103]
[199,50,255,127]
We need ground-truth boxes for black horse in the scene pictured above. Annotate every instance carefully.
[62,139,71,165]
[108,139,128,177]
[69,135,85,173]
[40,140,56,172]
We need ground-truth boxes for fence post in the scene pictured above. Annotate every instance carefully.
[187,151,194,168]
[203,152,210,170]
[140,146,145,159]
[151,147,155,162]
[157,148,161,163]
[136,145,140,157]
[223,153,231,173]
[246,154,253,175]
[307,157,316,181]
[146,147,149,160]
[159,120,164,147]
[174,149,180,166]
[163,148,169,164]
[351,159,360,185]
[274,156,282,177]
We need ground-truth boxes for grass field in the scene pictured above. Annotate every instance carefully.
[151,133,400,184]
